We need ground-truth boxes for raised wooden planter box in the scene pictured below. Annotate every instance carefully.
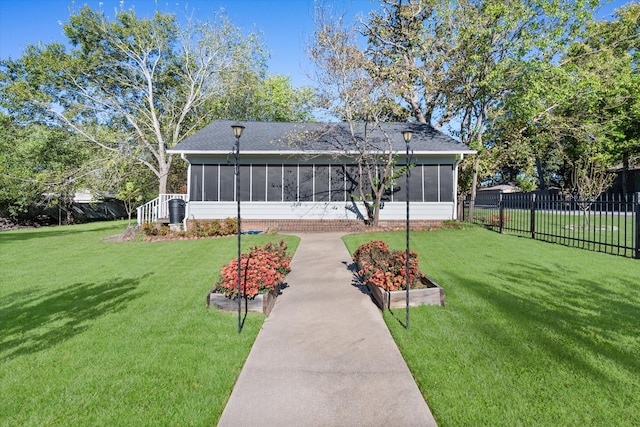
[366,276,445,310]
[207,284,281,316]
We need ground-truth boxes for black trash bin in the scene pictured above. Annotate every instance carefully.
[168,199,186,224]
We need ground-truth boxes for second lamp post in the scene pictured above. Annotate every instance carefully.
[231,124,245,333]
[402,129,413,330]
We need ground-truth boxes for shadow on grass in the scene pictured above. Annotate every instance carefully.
[0,222,124,243]
[446,262,640,380]
[387,307,408,329]
[0,276,146,362]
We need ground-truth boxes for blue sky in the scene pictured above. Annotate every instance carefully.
[0,0,632,89]
[0,0,377,88]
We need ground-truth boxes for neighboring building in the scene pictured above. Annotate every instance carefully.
[167,120,474,225]
[609,156,640,196]
[476,183,521,197]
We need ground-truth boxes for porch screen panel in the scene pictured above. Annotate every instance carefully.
[219,165,235,201]
[267,165,282,201]
[203,165,218,201]
[283,165,297,201]
[190,164,203,201]
[239,167,251,201]
[440,164,454,202]
[315,166,330,201]
[394,166,406,202]
[385,171,401,201]
[299,165,314,201]
[424,165,439,202]
[344,165,360,200]
[252,165,266,202]
[408,165,423,201]
[331,166,345,202]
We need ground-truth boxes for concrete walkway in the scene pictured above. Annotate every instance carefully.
[217,233,437,427]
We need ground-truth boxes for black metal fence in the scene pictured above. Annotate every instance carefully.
[463,192,640,259]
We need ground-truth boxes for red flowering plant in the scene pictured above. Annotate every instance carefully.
[213,240,292,299]
[352,240,422,291]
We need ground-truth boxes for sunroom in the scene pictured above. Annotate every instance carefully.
[148,120,474,229]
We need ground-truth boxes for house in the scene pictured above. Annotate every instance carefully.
[476,183,521,197]
[158,120,474,230]
[609,156,640,196]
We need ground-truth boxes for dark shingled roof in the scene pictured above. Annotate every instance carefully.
[169,120,474,154]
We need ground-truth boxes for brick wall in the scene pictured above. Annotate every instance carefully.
[240,219,441,233]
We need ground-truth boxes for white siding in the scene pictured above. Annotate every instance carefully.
[186,201,456,221]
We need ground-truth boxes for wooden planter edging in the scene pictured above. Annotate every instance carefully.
[366,276,445,310]
[207,284,281,316]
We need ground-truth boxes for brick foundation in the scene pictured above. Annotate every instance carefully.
[240,219,441,233]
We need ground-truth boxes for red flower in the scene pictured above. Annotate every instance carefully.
[213,240,292,299]
[353,240,422,291]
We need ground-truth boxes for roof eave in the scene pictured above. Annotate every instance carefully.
[167,149,476,155]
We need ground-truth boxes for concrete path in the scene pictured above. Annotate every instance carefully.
[217,233,437,427]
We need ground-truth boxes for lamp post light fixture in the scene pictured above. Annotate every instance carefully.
[402,129,413,330]
[231,123,245,333]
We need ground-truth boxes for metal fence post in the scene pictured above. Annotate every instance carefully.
[635,192,640,259]
[499,193,504,233]
[530,193,536,239]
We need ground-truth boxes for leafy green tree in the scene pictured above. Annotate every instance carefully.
[355,0,598,219]
[446,0,597,216]
[118,181,143,226]
[212,73,315,122]
[490,3,639,198]
[0,116,95,223]
[575,3,640,197]
[0,115,40,217]
[1,6,267,196]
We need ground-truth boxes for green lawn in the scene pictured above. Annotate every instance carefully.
[471,206,636,257]
[0,221,299,426]
[344,226,640,427]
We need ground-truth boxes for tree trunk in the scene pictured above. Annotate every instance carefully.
[622,152,629,197]
[468,156,481,221]
[158,174,168,196]
[158,157,172,195]
[535,156,547,191]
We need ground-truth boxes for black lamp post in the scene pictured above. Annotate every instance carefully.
[402,129,413,330]
[231,123,245,333]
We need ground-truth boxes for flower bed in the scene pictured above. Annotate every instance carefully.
[353,240,421,291]
[352,240,444,309]
[207,240,292,315]
[206,284,282,315]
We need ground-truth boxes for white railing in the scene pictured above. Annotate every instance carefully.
[136,194,188,225]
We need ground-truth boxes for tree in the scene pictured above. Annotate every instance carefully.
[0,115,96,223]
[307,5,407,226]
[363,0,456,128]
[448,0,598,216]
[0,6,267,196]
[575,3,640,197]
[488,3,639,199]
[356,0,598,219]
[118,181,143,226]
[211,73,315,122]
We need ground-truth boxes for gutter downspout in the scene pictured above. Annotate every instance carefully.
[454,154,464,220]
[182,153,189,232]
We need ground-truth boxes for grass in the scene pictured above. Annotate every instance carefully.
[344,226,640,427]
[0,221,299,426]
[471,206,637,257]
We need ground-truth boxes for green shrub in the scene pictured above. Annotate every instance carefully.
[140,218,239,238]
